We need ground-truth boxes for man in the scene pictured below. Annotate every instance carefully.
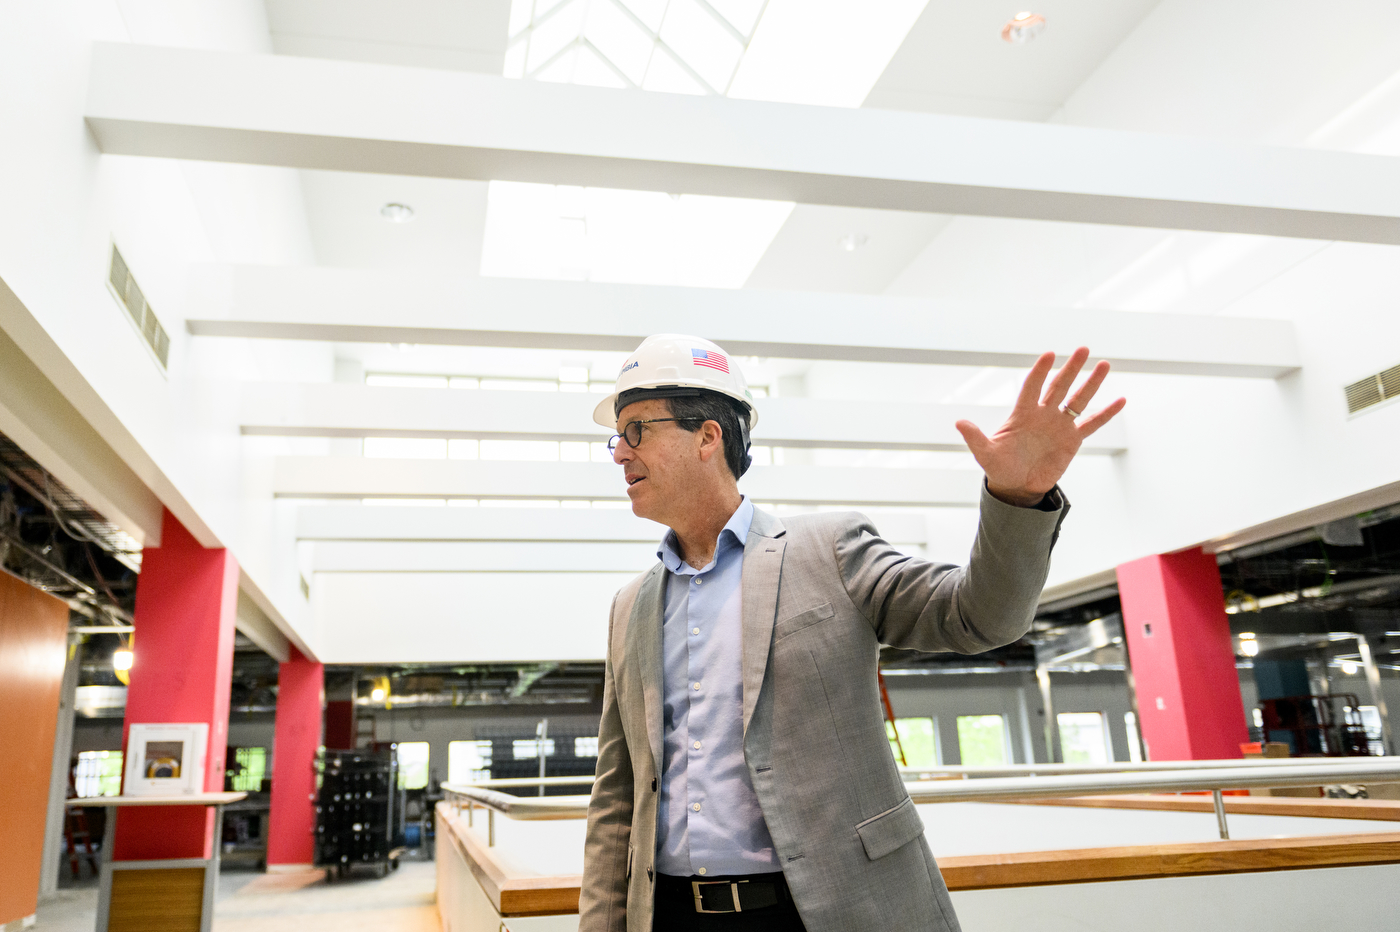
[581,334,1125,931]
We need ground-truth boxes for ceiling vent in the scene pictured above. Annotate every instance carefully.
[107,245,170,369]
[1344,364,1400,415]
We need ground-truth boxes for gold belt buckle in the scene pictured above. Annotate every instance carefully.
[692,879,747,913]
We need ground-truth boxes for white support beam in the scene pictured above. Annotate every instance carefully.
[86,44,1400,243]
[239,381,1128,454]
[273,457,983,507]
[294,504,930,545]
[312,541,661,574]
[194,266,1297,379]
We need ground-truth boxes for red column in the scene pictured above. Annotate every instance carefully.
[267,648,323,868]
[1117,548,1248,760]
[116,510,239,860]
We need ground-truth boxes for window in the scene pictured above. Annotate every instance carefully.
[574,736,599,758]
[513,738,556,759]
[396,742,430,790]
[1125,711,1144,762]
[956,715,1009,766]
[885,718,938,768]
[74,750,123,797]
[363,437,448,459]
[228,747,267,793]
[448,740,493,784]
[366,374,449,388]
[1057,712,1111,765]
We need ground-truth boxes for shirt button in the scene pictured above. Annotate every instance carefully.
[694,578,702,585]
[692,627,700,635]
[693,741,702,750]
[692,803,702,812]
[693,682,701,691]
[698,867,707,875]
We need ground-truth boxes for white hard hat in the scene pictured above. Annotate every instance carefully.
[592,334,759,429]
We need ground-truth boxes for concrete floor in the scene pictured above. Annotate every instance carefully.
[34,862,441,932]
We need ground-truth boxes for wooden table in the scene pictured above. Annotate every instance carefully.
[67,792,247,932]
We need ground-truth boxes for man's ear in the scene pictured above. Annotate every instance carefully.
[698,420,724,462]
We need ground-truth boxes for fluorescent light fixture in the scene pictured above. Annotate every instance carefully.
[113,649,134,671]
[1238,632,1256,640]
[729,0,929,107]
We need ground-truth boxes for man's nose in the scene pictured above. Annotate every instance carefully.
[612,440,630,466]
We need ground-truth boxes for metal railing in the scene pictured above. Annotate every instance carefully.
[442,757,1400,842]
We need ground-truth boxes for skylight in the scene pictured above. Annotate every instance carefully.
[489,0,930,288]
[481,181,792,286]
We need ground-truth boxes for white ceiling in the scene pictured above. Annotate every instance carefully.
[863,0,1163,121]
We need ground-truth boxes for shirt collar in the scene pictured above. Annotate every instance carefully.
[657,496,753,575]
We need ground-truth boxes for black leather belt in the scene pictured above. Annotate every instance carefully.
[656,871,790,914]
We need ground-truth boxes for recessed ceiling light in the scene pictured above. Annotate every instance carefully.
[1240,639,1260,657]
[1340,660,1359,675]
[381,202,415,223]
[1002,12,1046,44]
[838,233,868,252]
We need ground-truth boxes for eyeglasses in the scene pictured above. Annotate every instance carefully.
[607,418,691,453]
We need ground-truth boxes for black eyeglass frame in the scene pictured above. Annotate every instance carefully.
[607,417,700,453]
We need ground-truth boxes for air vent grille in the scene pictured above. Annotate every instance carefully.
[1345,364,1400,415]
[108,245,169,368]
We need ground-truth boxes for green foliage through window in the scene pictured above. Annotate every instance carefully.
[885,718,938,767]
[956,715,1008,766]
[228,747,267,792]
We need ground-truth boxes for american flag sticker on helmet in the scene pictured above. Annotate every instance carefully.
[691,349,729,372]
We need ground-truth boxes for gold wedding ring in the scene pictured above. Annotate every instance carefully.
[1062,405,1081,418]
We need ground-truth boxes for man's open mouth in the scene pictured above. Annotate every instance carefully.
[627,476,646,486]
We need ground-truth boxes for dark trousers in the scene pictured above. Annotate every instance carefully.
[652,873,808,932]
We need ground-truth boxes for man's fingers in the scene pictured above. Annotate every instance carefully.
[1064,359,1111,415]
[1014,352,1056,411]
[1042,347,1090,408]
[955,420,992,458]
[1076,397,1127,437]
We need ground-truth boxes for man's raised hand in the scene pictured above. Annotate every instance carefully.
[954,348,1126,507]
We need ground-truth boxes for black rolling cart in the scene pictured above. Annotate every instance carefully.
[314,748,404,879]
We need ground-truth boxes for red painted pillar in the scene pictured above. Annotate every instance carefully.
[116,510,239,860]
[1117,548,1248,760]
[267,647,323,867]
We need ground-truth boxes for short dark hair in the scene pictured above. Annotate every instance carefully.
[665,393,752,479]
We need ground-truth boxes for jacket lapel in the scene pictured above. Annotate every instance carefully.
[626,564,668,776]
[741,508,787,737]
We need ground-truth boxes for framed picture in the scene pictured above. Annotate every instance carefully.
[123,723,209,797]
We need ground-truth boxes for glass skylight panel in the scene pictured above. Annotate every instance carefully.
[481,181,792,287]
[708,0,766,35]
[660,0,744,92]
[585,0,654,84]
[728,0,928,107]
[620,0,667,32]
[641,46,707,95]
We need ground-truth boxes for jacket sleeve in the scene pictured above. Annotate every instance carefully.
[578,595,634,932]
[835,483,1069,654]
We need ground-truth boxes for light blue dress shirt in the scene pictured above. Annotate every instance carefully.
[653,496,781,878]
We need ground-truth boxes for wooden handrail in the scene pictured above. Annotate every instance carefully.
[437,799,1400,916]
[937,832,1400,890]
[1000,794,1400,821]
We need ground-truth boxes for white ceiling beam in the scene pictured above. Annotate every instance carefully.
[239,381,1128,454]
[312,541,662,574]
[86,44,1400,243]
[192,266,1297,379]
[272,457,983,508]
[294,504,930,545]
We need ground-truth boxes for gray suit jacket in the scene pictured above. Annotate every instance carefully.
[580,486,1067,932]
